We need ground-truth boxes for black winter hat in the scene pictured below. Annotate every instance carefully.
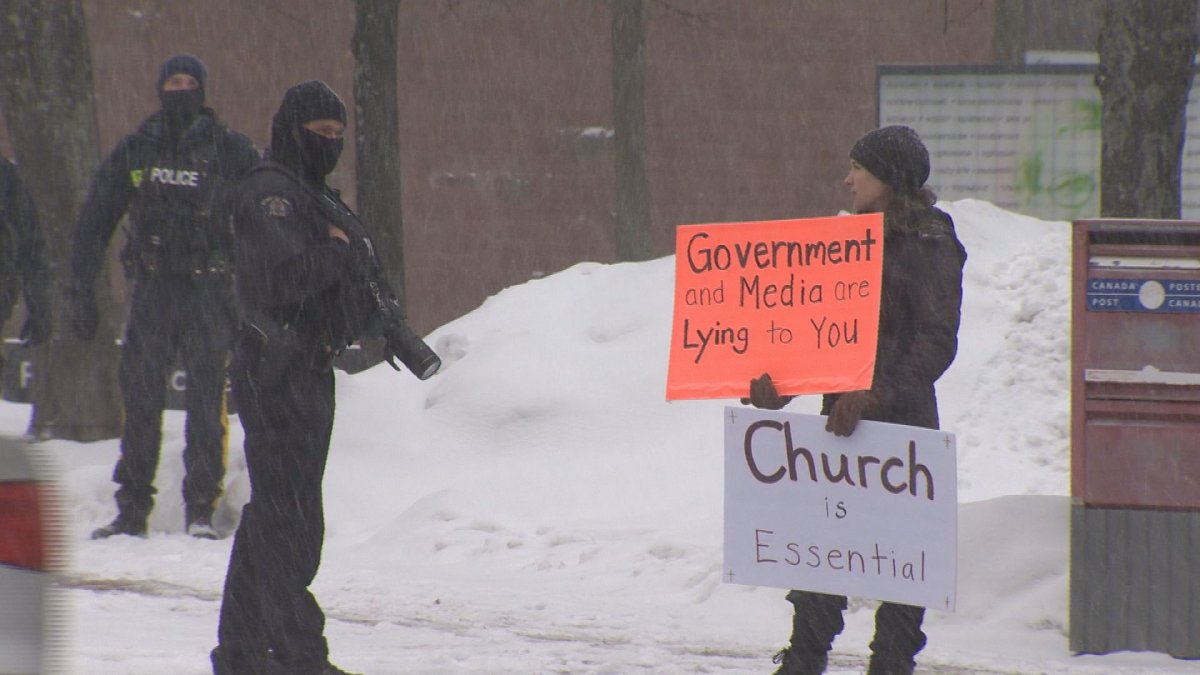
[273,80,347,131]
[269,80,347,175]
[157,53,207,92]
[849,125,930,195]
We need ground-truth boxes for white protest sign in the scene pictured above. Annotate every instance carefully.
[723,407,957,610]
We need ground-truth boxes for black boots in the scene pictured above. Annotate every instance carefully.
[867,602,925,675]
[771,602,837,675]
[210,646,265,675]
[92,493,221,539]
[211,647,359,675]
[92,512,220,539]
[866,654,916,675]
[186,503,219,539]
[91,489,152,539]
[313,663,359,675]
[774,590,845,674]
[771,649,914,675]
[90,510,148,539]
[774,592,924,675]
[771,647,829,675]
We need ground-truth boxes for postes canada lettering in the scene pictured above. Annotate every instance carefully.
[686,229,878,273]
[743,419,935,500]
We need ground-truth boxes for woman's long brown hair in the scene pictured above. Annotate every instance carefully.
[883,185,938,234]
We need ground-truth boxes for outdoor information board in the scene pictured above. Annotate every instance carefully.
[877,64,1200,222]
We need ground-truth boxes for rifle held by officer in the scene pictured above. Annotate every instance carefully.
[317,191,441,381]
[365,276,442,380]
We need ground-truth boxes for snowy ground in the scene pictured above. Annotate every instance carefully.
[7,199,1196,674]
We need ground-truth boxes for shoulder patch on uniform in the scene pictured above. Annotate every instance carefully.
[260,195,292,218]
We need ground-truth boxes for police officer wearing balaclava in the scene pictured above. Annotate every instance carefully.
[211,80,373,675]
[70,54,259,540]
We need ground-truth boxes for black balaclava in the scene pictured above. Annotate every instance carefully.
[849,125,930,196]
[157,54,207,135]
[269,80,347,185]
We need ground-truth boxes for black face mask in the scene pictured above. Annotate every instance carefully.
[160,88,204,126]
[298,127,343,180]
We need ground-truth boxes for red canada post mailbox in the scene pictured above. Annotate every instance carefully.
[1070,218,1200,658]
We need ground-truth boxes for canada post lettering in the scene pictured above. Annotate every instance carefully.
[1086,277,1200,313]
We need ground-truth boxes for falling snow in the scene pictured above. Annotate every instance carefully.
[6,199,1191,674]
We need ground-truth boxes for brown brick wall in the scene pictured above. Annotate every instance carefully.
[395,1,995,332]
[1,1,1101,335]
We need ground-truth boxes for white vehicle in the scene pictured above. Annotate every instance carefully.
[0,436,53,674]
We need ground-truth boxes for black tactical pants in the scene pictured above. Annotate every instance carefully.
[216,333,334,671]
[112,276,233,520]
[785,589,926,661]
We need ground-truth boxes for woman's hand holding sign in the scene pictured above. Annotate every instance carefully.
[741,373,878,436]
[741,372,795,410]
[824,389,879,436]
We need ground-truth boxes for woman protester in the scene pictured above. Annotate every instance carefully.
[748,125,967,675]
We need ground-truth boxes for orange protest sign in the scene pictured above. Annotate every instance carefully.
[666,213,884,400]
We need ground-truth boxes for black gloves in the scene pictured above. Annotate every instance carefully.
[741,372,793,411]
[69,283,99,341]
[825,390,878,437]
[742,373,879,437]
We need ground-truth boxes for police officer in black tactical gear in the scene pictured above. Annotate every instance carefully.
[211,79,417,675]
[0,155,51,350]
[70,54,259,540]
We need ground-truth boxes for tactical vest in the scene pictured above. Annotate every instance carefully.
[121,124,237,278]
[236,162,378,353]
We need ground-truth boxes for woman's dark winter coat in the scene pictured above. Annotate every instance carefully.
[821,206,967,430]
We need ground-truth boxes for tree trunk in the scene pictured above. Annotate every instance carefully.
[1097,0,1199,218]
[612,0,653,261]
[0,0,123,441]
[353,0,407,308]
[993,0,1029,66]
